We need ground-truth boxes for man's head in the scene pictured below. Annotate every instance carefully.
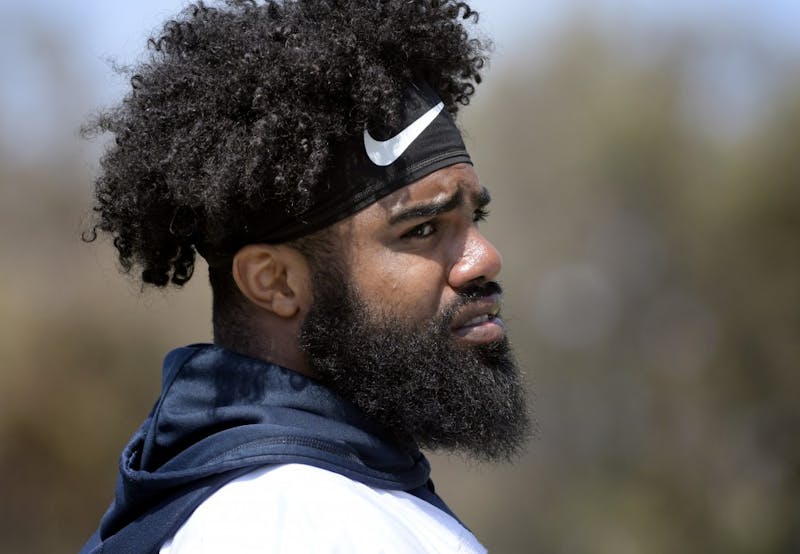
[86,0,528,459]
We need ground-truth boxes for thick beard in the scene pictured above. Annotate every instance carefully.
[298,262,530,462]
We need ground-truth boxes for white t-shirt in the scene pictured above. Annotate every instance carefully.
[160,463,487,553]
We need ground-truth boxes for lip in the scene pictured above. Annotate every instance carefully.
[450,294,505,344]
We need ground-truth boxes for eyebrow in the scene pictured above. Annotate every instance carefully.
[388,185,491,225]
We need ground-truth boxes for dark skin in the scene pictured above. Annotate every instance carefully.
[232,163,503,377]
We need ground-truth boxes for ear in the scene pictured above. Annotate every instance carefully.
[232,244,312,319]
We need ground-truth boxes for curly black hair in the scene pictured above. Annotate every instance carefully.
[84,0,488,289]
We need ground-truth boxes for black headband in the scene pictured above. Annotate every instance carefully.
[200,82,471,266]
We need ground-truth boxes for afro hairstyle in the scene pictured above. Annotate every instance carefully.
[84,0,489,288]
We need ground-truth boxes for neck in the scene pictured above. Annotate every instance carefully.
[215,321,315,378]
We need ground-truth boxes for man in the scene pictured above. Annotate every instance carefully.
[81,1,529,552]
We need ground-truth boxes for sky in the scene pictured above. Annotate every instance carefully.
[1,0,799,163]
[8,1,800,91]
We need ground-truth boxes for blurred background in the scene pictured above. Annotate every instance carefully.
[1,1,798,552]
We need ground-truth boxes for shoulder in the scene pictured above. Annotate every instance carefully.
[160,463,486,553]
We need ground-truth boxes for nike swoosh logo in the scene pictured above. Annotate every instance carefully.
[363,101,445,167]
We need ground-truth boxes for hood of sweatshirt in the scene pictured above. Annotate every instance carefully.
[82,344,435,553]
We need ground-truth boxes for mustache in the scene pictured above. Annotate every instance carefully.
[457,281,503,302]
[438,281,503,325]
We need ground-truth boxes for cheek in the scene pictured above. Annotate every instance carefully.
[353,252,449,314]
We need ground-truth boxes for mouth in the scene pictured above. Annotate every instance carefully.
[450,294,505,345]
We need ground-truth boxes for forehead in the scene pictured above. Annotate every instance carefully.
[373,163,481,218]
[328,163,484,247]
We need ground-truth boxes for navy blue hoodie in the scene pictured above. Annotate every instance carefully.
[81,344,455,554]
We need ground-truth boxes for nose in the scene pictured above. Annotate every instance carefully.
[448,227,503,290]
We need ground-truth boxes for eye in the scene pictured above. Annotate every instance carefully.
[402,221,437,239]
[473,207,490,223]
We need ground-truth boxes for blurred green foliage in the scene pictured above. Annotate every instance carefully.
[1,16,798,554]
